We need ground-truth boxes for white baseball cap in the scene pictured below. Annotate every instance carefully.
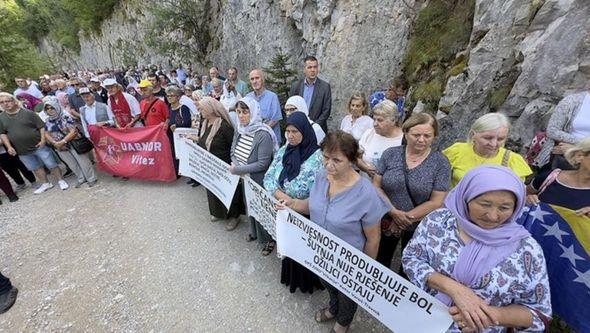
[103,78,118,87]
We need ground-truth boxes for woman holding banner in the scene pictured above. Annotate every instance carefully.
[230,97,278,255]
[402,166,551,332]
[281,131,391,333]
[263,112,324,294]
[166,86,192,177]
[198,97,244,230]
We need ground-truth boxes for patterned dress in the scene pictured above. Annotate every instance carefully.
[263,146,323,199]
[402,209,552,333]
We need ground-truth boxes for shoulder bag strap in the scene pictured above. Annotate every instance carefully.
[538,168,562,195]
[501,149,511,167]
[142,99,159,120]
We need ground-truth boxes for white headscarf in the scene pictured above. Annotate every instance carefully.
[285,95,326,143]
[285,95,309,117]
[238,97,279,151]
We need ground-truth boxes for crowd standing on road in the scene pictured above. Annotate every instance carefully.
[1,55,590,333]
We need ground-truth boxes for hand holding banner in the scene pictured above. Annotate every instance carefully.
[173,128,200,159]
[177,139,240,209]
[276,209,453,333]
[243,176,278,239]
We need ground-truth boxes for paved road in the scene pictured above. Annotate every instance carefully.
[0,174,390,332]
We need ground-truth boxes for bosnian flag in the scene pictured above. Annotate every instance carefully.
[518,203,590,333]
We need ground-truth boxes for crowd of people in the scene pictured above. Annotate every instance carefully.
[1,55,590,333]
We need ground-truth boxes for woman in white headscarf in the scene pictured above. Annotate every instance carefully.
[230,97,278,256]
[284,96,325,143]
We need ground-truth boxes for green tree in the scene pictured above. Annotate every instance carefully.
[146,0,213,66]
[263,51,298,107]
[0,2,52,91]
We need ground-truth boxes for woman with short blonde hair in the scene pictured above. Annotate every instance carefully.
[444,112,531,187]
[372,100,400,126]
[358,100,404,175]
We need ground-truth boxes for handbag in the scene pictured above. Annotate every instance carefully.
[57,127,94,154]
[68,136,94,154]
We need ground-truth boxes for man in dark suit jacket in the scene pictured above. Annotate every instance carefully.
[289,56,331,132]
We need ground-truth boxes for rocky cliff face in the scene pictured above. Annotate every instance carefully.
[438,0,590,149]
[39,0,590,149]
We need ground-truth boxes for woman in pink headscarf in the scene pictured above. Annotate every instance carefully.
[402,166,551,332]
[16,93,42,112]
[55,92,74,117]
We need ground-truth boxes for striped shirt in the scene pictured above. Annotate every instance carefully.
[235,133,255,165]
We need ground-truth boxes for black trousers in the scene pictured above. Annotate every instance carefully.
[321,279,358,327]
[376,230,416,278]
[0,272,12,295]
[0,153,36,185]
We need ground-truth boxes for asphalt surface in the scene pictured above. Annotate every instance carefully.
[0,173,391,332]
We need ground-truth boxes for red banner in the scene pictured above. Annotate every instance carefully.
[89,125,176,182]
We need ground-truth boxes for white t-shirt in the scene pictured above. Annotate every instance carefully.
[14,84,43,99]
[340,115,374,141]
[359,128,403,165]
[571,93,590,140]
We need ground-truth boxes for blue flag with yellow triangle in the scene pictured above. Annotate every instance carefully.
[517,203,590,333]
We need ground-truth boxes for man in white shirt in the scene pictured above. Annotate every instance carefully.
[13,77,43,99]
[79,88,115,138]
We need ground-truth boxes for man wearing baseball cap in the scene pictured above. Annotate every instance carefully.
[89,77,108,103]
[104,78,142,129]
[79,87,115,138]
[138,80,169,127]
[67,77,101,118]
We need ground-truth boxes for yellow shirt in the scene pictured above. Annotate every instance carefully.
[443,142,532,187]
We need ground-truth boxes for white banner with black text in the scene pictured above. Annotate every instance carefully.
[177,139,240,209]
[276,209,453,333]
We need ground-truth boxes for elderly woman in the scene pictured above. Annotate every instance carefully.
[191,89,206,128]
[358,100,404,176]
[444,113,532,187]
[209,78,224,100]
[374,113,451,272]
[535,90,590,170]
[166,86,192,176]
[230,97,278,255]
[528,136,590,216]
[284,95,325,143]
[264,112,324,294]
[198,97,244,230]
[282,130,391,333]
[340,92,373,141]
[184,84,195,97]
[43,100,97,188]
[403,166,551,332]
